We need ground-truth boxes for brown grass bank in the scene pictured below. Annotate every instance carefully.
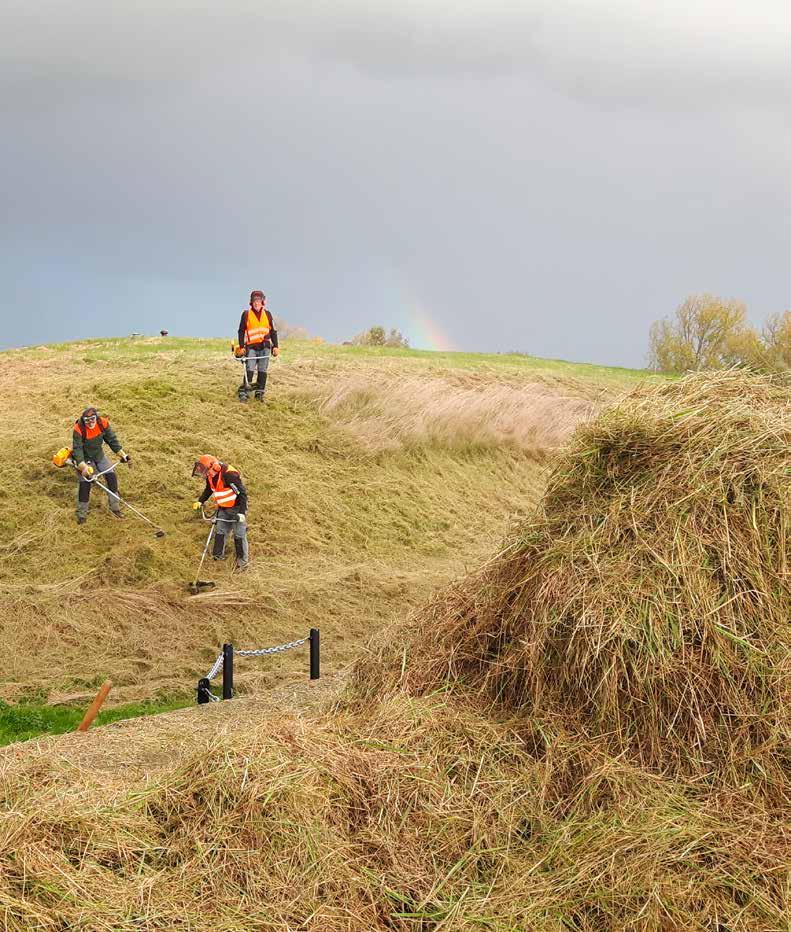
[2,338,604,703]
[356,371,790,790]
[0,368,786,930]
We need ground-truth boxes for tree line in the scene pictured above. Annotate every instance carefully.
[648,296,790,373]
[349,326,410,348]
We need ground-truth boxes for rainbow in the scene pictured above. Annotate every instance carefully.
[407,303,458,352]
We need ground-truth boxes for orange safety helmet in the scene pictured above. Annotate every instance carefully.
[192,454,220,478]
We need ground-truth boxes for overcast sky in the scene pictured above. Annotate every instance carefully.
[2,1,790,366]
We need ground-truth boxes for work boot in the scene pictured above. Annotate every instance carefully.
[234,536,249,569]
[77,515,87,525]
[109,509,125,520]
[212,533,226,560]
[255,373,268,401]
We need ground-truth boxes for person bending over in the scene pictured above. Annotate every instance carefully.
[192,454,249,569]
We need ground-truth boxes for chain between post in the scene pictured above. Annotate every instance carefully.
[205,653,224,681]
[236,637,308,658]
[203,636,308,680]
[199,633,315,704]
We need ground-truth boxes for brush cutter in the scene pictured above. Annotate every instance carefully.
[231,342,278,392]
[231,343,251,393]
[187,506,247,594]
[52,448,166,538]
[189,506,218,594]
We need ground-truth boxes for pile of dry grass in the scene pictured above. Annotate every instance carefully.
[312,371,597,454]
[357,371,790,789]
[1,694,787,930]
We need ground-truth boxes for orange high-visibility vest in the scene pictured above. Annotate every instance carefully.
[74,416,110,440]
[244,309,271,346]
[208,465,240,509]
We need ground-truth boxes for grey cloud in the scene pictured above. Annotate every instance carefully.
[3,2,791,109]
[1,2,790,363]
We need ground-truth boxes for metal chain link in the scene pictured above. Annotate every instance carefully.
[205,653,224,681]
[236,636,308,657]
[204,636,308,680]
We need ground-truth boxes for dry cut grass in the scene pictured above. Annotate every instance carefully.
[357,371,791,790]
[0,368,787,930]
[0,694,787,930]
[0,340,575,703]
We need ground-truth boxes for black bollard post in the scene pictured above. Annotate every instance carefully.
[309,628,320,680]
[196,677,212,705]
[222,643,234,699]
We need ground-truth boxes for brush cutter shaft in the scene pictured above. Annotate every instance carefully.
[85,461,120,481]
[91,477,161,529]
[69,459,165,534]
[235,356,251,389]
[194,521,216,586]
[237,355,276,364]
[200,505,244,525]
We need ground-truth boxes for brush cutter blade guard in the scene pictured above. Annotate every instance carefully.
[188,580,216,594]
[52,447,74,468]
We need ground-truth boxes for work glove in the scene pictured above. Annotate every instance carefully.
[237,513,246,524]
[272,346,280,357]
[192,501,202,511]
[78,461,94,478]
[119,450,131,464]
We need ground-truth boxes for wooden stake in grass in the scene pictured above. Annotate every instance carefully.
[76,680,113,732]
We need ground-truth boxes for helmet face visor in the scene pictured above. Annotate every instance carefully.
[192,461,208,478]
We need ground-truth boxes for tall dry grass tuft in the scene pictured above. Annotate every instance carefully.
[356,371,791,789]
[313,372,597,454]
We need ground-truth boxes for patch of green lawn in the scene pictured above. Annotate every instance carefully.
[0,698,191,747]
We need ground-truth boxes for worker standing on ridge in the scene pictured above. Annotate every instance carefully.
[237,290,279,402]
[192,455,249,569]
[72,407,131,524]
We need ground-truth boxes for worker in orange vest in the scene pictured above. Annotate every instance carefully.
[237,290,279,402]
[192,455,249,568]
[72,407,131,523]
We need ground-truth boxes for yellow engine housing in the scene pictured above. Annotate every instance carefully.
[52,447,74,468]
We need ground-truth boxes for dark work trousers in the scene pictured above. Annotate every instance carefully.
[77,455,121,517]
[239,345,271,401]
[212,507,249,564]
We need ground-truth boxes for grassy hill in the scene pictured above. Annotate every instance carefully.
[0,336,639,710]
[0,360,786,931]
